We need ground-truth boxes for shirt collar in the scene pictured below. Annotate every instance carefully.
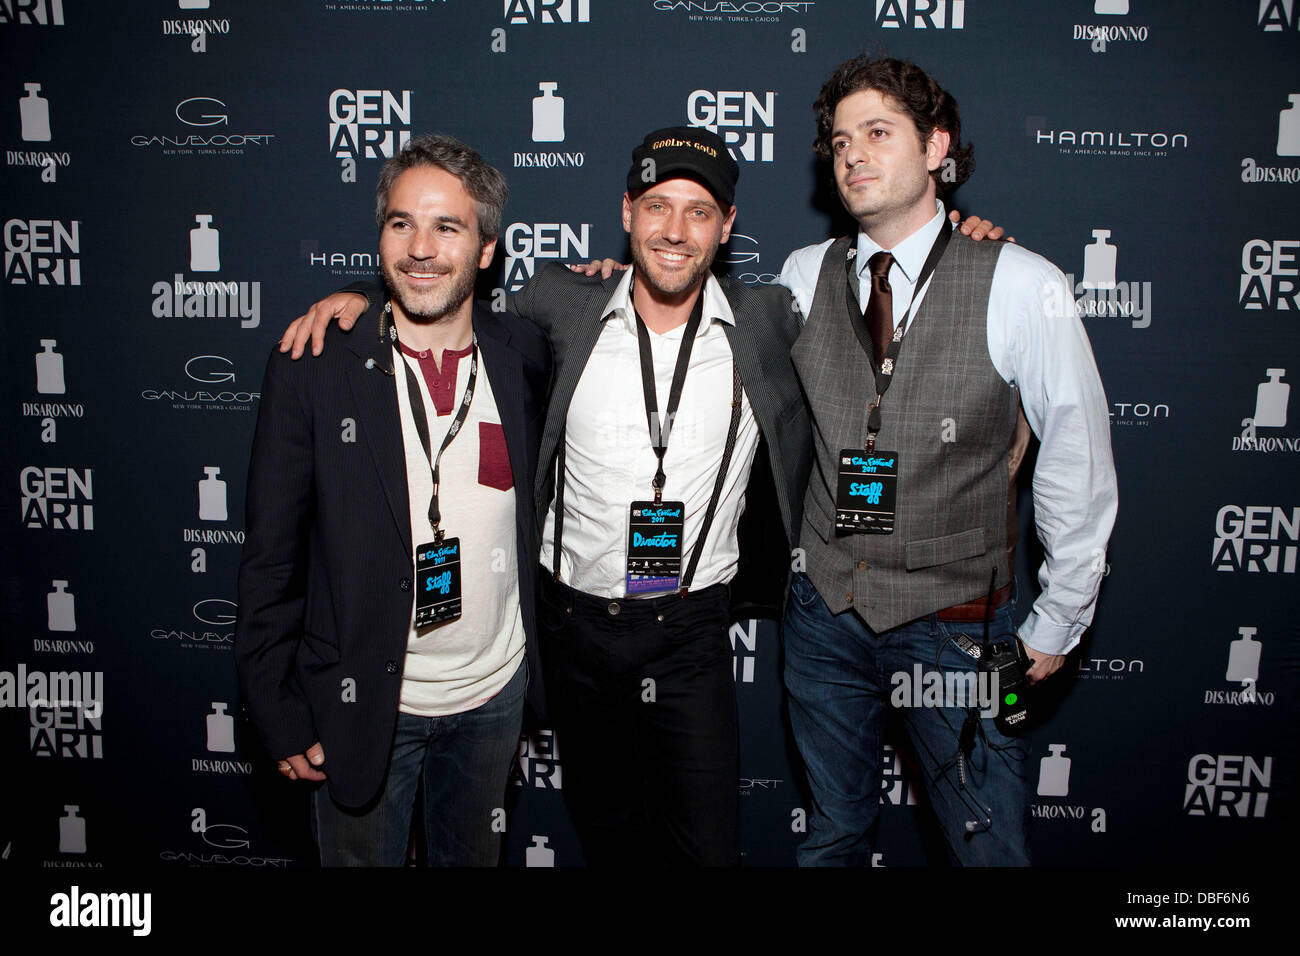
[601,267,735,336]
[855,200,949,285]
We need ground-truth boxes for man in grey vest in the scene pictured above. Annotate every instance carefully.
[778,56,1118,865]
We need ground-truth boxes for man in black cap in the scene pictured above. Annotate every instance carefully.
[512,126,810,865]
[281,126,811,865]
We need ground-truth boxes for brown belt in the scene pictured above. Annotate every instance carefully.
[935,583,1013,623]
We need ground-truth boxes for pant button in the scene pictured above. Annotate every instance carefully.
[856,560,868,571]
[845,593,854,604]
[656,613,664,622]
[607,602,620,616]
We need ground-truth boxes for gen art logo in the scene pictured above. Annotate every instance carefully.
[688,89,774,162]
[1184,754,1271,818]
[329,89,412,182]
[5,218,80,286]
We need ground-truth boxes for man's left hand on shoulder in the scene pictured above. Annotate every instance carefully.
[949,209,1011,243]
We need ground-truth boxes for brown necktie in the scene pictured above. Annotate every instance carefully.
[865,251,895,367]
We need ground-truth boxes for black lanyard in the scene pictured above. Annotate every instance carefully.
[395,316,478,543]
[845,221,952,449]
[634,291,705,505]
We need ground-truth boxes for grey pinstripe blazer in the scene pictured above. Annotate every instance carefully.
[509,264,812,619]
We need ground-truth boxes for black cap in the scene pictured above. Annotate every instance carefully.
[627,126,739,207]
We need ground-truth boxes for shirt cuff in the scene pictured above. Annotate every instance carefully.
[1017,609,1083,657]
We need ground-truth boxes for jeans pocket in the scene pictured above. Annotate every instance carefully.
[789,571,819,608]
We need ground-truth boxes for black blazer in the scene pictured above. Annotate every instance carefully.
[510,264,812,620]
[235,301,550,809]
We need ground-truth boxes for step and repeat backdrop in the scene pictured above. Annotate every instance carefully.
[2,0,1296,869]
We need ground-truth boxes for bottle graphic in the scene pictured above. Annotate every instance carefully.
[206,702,235,753]
[179,0,210,9]
[526,835,555,867]
[532,82,565,143]
[1278,94,1300,157]
[47,580,76,632]
[1081,229,1117,290]
[59,806,86,854]
[1036,744,1072,797]
[190,214,221,272]
[1226,627,1262,684]
[198,466,228,522]
[1094,0,1129,13]
[20,83,51,142]
[1254,369,1289,428]
[36,340,65,394]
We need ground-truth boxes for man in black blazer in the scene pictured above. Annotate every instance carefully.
[235,134,549,866]
[280,126,811,866]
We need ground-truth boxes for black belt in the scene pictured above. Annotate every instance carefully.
[541,565,727,618]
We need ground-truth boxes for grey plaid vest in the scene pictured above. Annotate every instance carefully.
[791,230,1015,632]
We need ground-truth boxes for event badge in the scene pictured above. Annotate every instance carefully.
[626,501,685,594]
[414,537,462,627]
[835,449,899,534]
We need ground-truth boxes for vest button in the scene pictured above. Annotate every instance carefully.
[845,593,854,604]
[399,577,411,591]
[385,660,399,675]
[856,561,868,571]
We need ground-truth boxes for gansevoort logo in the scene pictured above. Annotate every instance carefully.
[141,356,258,412]
[158,810,292,867]
[651,0,815,18]
[131,100,272,154]
[724,234,780,285]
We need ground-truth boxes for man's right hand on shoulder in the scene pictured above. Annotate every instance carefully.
[277,741,326,782]
[567,258,628,279]
[279,292,369,359]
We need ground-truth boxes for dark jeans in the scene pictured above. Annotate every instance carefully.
[784,572,1030,866]
[312,657,525,866]
[539,570,740,866]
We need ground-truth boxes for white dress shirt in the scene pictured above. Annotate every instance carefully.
[540,268,761,599]
[779,203,1119,656]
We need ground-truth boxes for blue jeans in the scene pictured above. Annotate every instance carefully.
[784,572,1030,866]
[312,657,525,866]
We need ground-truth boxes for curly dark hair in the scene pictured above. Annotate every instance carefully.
[813,56,973,195]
